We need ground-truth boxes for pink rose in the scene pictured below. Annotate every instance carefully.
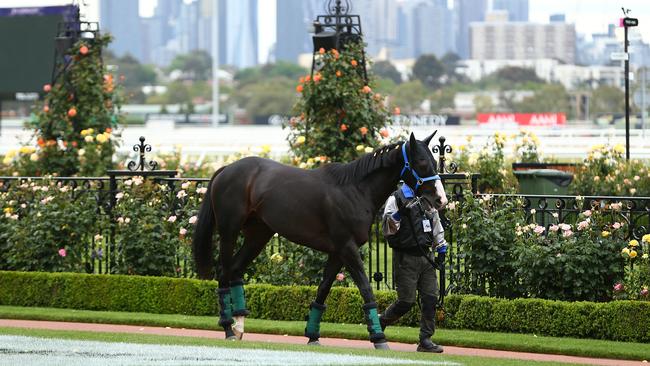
[613,283,624,292]
[58,248,67,257]
[336,273,345,281]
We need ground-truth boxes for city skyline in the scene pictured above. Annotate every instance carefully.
[3,0,650,66]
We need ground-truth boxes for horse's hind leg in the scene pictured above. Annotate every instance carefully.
[305,255,343,346]
[340,242,389,350]
[229,219,274,340]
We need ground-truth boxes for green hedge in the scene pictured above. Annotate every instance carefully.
[1,271,649,342]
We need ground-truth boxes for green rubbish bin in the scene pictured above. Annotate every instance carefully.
[513,169,574,218]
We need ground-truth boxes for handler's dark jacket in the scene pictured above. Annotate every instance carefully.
[382,184,446,257]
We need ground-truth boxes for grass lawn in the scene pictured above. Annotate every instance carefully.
[1,305,648,361]
[0,326,578,366]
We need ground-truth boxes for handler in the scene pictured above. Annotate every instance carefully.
[380,181,447,353]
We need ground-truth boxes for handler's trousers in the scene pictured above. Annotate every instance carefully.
[381,250,439,341]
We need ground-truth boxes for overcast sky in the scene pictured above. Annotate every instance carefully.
[2,0,649,63]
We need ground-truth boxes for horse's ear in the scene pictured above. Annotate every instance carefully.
[409,132,417,156]
[423,130,438,146]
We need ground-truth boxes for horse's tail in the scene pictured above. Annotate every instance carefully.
[192,166,227,280]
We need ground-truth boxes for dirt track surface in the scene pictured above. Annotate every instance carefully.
[0,319,645,366]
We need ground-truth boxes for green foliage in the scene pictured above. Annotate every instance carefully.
[446,194,526,298]
[391,80,427,112]
[371,60,402,84]
[590,85,625,115]
[513,207,626,302]
[571,143,650,196]
[513,83,570,116]
[494,66,543,84]
[111,178,202,277]
[512,130,541,163]
[288,42,393,164]
[235,61,307,87]
[230,77,296,117]
[0,180,101,273]
[168,50,212,80]
[411,54,445,89]
[21,34,123,176]
[613,235,650,301]
[3,271,650,342]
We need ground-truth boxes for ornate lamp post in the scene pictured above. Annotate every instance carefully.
[311,0,367,81]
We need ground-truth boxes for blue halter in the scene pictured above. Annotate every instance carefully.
[400,143,440,192]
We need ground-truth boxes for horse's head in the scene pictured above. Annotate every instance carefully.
[402,132,448,211]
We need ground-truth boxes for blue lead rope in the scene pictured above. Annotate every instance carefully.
[400,143,440,191]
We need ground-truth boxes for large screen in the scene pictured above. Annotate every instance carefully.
[0,6,77,96]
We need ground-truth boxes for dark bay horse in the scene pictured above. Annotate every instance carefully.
[192,132,446,349]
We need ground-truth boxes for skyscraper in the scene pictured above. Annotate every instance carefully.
[493,0,528,22]
[223,0,258,68]
[412,0,455,58]
[275,0,321,63]
[100,0,142,60]
[455,0,487,59]
[353,0,399,57]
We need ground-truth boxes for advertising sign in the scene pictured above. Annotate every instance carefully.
[477,113,566,127]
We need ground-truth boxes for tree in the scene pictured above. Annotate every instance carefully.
[105,52,156,103]
[590,85,624,115]
[22,34,123,176]
[473,94,494,113]
[513,84,570,115]
[168,50,212,80]
[440,52,465,83]
[235,61,308,87]
[231,78,296,117]
[288,43,393,164]
[411,54,445,89]
[391,80,428,113]
[494,66,543,84]
[372,60,402,84]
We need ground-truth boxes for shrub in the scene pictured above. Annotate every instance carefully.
[2,271,650,342]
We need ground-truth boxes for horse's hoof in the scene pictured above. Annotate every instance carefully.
[307,340,321,346]
[374,341,390,350]
[233,316,245,340]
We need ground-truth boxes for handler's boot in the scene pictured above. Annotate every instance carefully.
[417,338,444,353]
[230,280,250,340]
[304,301,326,346]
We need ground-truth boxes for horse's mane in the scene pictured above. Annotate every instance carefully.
[322,142,403,185]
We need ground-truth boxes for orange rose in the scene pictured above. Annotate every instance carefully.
[67,107,77,117]
[380,128,389,138]
[79,45,89,55]
[351,60,358,67]
[313,73,322,83]
[319,47,326,54]
[362,85,372,94]
[374,93,382,101]
[359,126,368,136]
[299,76,305,83]
[37,138,45,147]
[43,105,50,113]
[105,128,112,133]
[72,141,78,147]
[305,75,311,82]
[336,70,342,77]
[394,107,401,115]
[296,84,303,93]
[340,124,348,132]
[43,84,51,92]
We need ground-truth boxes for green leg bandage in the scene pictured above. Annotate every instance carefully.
[217,288,233,327]
[230,281,250,316]
[304,302,326,340]
[363,302,386,343]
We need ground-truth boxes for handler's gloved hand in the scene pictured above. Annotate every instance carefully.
[391,211,401,221]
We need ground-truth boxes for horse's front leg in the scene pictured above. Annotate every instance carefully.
[305,255,343,345]
[341,243,389,350]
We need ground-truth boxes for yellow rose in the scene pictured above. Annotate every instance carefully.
[356,145,365,152]
[642,234,650,244]
[613,144,625,154]
[621,247,630,256]
[629,250,638,258]
[364,146,374,153]
[296,136,306,145]
[96,134,108,143]
[629,239,639,247]
[84,135,94,143]
[30,153,39,162]
[601,231,610,238]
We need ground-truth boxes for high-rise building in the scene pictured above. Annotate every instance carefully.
[353,0,399,56]
[100,0,143,60]
[223,0,258,68]
[455,0,487,59]
[469,16,576,64]
[275,0,321,63]
[412,0,455,58]
[492,0,528,22]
